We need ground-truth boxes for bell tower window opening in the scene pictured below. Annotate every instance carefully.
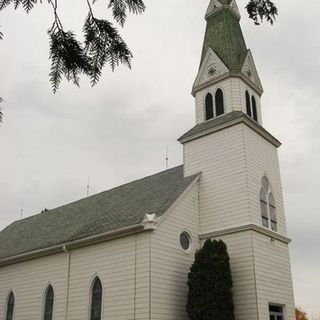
[205,93,214,120]
[259,176,277,231]
[215,89,224,116]
[245,90,258,122]
[205,89,224,121]
[252,96,258,121]
[246,90,251,117]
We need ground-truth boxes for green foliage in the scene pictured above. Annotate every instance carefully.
[246,0,278,25]
[186,239,235,320]
[0,0,277,93]
[0,0,145,91]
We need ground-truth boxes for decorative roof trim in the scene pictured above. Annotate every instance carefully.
[179,113,281,148]
[199,223,291,244]
[0,224,145,267]
[192,71,264,96]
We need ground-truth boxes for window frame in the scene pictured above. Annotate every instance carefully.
[89,276,103,320]
[204,88,225,121]
[269,303,286,320]
[259,176,277,232]
[205,92,214,121]
[43,284,54,320]
[5,291,15,320]
[245,90,259,122]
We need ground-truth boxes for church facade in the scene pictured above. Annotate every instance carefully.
[0,1,295,320]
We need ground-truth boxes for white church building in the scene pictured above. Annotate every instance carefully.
[0,1,295,320]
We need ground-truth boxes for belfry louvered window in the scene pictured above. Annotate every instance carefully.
[5,292,15,320]
[90,277,102,320]
[215,89,224,116]
[246,91,251,117]
[205,92,214,120]
[245,90,258,122]
[43,285,54,320]
[259,176,277,231]
[252,96,258,121]
[205,89,224,120]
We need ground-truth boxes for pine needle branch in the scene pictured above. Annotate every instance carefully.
[246,0,278,25]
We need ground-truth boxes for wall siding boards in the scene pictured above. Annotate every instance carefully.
[184,124,251,233]
[195,78,262,125]
[252,232,295,320]
[0,253,67,320]
[0,232,151,320]
[150,183,200,320]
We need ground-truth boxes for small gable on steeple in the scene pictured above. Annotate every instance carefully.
[241,50,263,91]
[193,47,229,91]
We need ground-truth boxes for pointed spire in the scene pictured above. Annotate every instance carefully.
[206,0,240,20]
[200,0,247,72]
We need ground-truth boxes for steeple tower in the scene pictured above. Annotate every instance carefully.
[179,2,296,320]
[192,0,263,125]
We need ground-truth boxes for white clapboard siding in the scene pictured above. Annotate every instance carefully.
[0,232,151,320]
[150,182,200,320]
[0,253,68,320]
[184,124,251,233]
[194,78,262,124]
[242,125,287,236]
[205,231,258,320]
[66,233,150,320]
[252,232,295,320]
[184,122,287,236]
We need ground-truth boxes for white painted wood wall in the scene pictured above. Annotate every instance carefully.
[0,183,199,320]
[184,123,287,236]
[194,78,262,125]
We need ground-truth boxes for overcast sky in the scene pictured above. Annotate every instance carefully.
[0,0,319,315]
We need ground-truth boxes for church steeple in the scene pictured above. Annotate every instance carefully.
[192,0,263,125]
[201,0,247,71]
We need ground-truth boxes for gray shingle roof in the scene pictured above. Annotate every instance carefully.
[0,166,198,260]
[179,111,244,142]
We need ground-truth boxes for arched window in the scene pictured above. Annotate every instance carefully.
[259,176,277,231]
[245,90,251,117]
[215,89,224,116]
[90,277,102,320]
[205,93,214,120]
[260,188,269,228]
[252,96,258,121]
[269,193,277,231]
[43,285,54,320]
[5,292,15,320]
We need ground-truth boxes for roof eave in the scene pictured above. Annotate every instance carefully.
[178,113,281,148]
[0,223,146,268]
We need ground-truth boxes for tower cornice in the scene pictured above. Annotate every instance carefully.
[178,111,281,147]
[192,71,264,97]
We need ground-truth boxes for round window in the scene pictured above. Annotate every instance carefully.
[180,231,192,251]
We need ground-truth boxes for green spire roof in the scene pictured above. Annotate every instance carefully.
[218,0,232,4]
[201,2,248,72]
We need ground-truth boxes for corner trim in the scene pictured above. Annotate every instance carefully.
[199,223,292,244]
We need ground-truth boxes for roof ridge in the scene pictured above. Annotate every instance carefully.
[4,165,184,227]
